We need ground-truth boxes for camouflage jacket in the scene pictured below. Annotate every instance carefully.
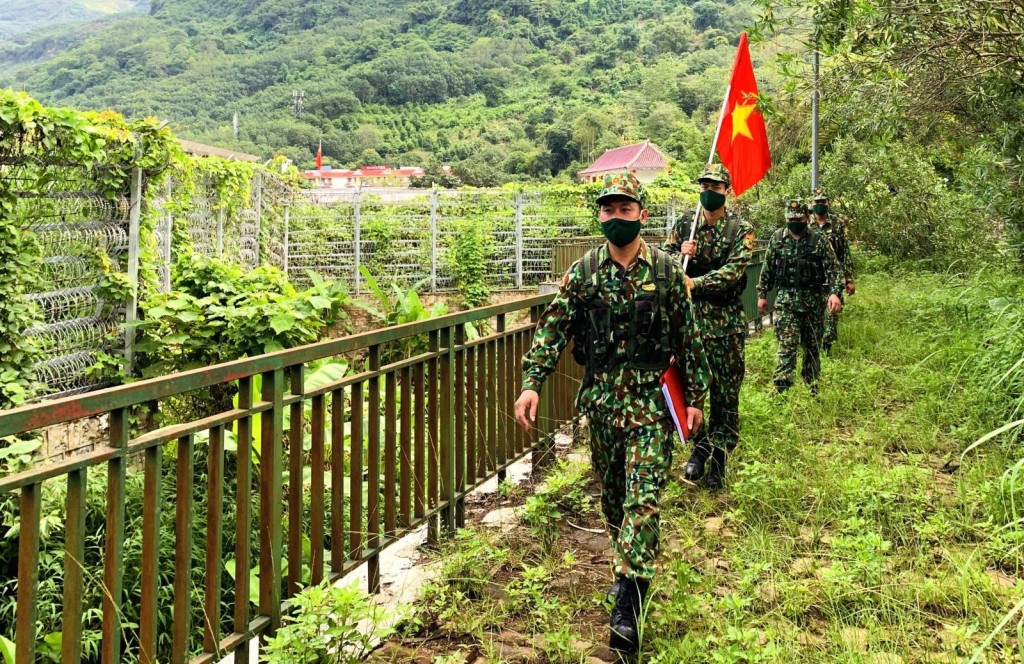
[664,209,755,338]
[756,227,844,313]
[815,214,855,282]
[522,240,710,430]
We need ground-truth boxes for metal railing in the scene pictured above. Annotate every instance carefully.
[0,294,581,663]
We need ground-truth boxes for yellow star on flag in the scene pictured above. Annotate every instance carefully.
[731,102,756,142]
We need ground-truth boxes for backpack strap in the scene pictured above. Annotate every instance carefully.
[723,216,741,251]
[580,247,602,300]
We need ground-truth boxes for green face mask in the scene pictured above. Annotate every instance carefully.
[812,204,829,216]
[787,221,808,235]
[699,190,727,212]
[601,217,642,247]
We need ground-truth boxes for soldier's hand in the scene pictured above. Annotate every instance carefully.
[846,281,856,296]
[758,298,769,316]
[827,294,843,314]
[681,240,698,257]
[515,390,539,431]
[686,407,703,435]
[685,275,695,292]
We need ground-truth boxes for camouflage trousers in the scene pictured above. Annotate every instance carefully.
[693,333,745,452]
[773,305,825,387]
[823,309,840,351]
[587,417,674,580]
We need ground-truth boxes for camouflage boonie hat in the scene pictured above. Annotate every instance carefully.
[596,170,647,208]
[696,163,731,188]
[785,198,808,219]
[810,187,829,202]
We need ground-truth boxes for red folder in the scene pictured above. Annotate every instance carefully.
[659,357,690,443]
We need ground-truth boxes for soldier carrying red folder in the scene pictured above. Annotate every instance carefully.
[514,171,710,657]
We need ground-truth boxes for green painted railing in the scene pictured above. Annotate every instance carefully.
[0,294,582,663]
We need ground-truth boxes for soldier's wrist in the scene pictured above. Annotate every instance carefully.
[522,378,544,394]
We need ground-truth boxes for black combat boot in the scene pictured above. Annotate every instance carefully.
[683,443,712,481]
[774,380,791,394]
[704,448,727,490]
[609,576,649,655]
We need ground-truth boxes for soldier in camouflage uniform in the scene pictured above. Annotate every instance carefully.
[664,163,755,490]
[515,171,710,656]
[756,198,844,394]
[810,188,856,355]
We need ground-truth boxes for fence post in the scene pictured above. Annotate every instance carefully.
[260,369,285,634]
[162,178,172,292]
[429,188,438,292]
[439,325,456,536]
[124,167,143,375]
[217,207,225,258]
[353,191,362,295]
[514,193,524,289]
[282,203,290,276]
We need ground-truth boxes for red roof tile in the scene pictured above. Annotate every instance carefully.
[579,141,667,174]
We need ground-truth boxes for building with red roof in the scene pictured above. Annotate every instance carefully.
[577,140,669,184]
[301,165,427,188]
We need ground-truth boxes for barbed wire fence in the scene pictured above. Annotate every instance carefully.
[12,160,678,398]
[3,154,141,399]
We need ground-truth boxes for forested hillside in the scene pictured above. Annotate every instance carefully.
[0,0,757,182]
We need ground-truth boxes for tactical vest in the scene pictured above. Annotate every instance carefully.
[570,247,675,374]
[685,216,747,305]
[771,226,827,290]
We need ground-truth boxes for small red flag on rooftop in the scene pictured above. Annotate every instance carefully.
[715,32,771,196]
[315,140,323,170]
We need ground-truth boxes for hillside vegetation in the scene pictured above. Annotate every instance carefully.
[0,0,756,183]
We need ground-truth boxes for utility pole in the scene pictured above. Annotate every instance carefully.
[811,34,820,190]
[292,90,305,119]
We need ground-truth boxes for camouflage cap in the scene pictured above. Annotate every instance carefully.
[810,187,829,202]
[785,197,808,218]
[695,163,731,188]
[596,170,647,207]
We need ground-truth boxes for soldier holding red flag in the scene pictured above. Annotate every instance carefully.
[665,32,770,489]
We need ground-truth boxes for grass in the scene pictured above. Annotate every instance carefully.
[372,264,1024,663]
[646,267,1023,663]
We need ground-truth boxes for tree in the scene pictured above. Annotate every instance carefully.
[756,0,1024,255]
[356,148,385,166]
[692,1,722,31]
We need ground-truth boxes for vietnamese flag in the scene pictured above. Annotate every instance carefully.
[715,32,771,197]
[315,140,323,170]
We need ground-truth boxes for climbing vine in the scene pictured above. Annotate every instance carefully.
[0,90,261,409]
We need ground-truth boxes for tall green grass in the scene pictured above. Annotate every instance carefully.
[646,260,1024,663]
